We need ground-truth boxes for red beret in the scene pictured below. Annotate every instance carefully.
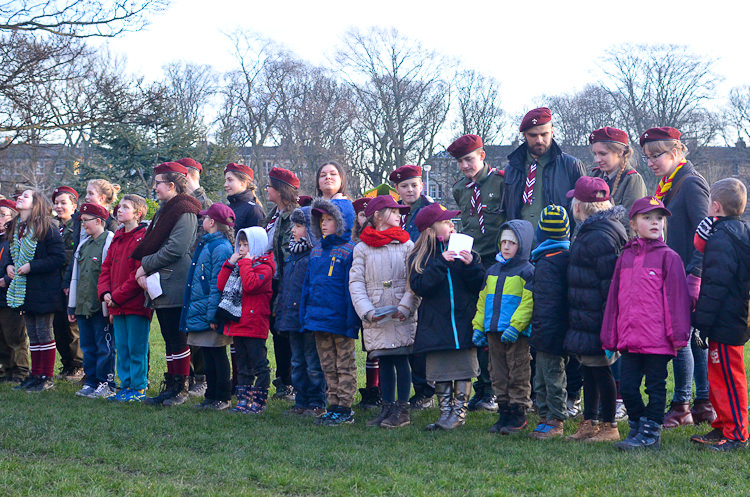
[352,197,369,214]
[447,135,483,159]
[79,202,110,221]
[629,196,672,219]
[0,199,18,212]
[520,107,552,132]
[175,157,202,173]
[51,186,79,203]
[414,203,460,233]
[154,162,188,176]
[389,165,422,184]
[199,203,236,227]
[224,162,254,181]
[639,127,681,147]
[364,195,410,218]
[589,127,628,146]
[297,195,313,207]
[566,176,610,203]
[268,167,300,189]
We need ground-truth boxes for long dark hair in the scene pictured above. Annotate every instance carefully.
[269,177,300,211]
[9,190,52,241]
[314,161,347,198]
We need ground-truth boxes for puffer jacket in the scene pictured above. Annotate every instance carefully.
[227,190,265,235]
[300,198,360,338]
[693,217,750,346]
[530,239,570,355]
[97,224,151,318]
[217,253,275,339]
[472,220,534,338]
[564,207,627,356]
[409,245,485,354]
[180,231,234,333]
[601,237,690,356]
[349,235,419,353]
[276,249,310,333]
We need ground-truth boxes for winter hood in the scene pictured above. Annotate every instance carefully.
[235,226,268,258]
[496,219,534,264]
[310,197,354,242]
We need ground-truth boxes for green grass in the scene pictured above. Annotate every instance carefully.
[1,324,749,497]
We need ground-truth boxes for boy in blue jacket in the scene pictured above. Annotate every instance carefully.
[301,198,360,426]
[472,219,534,435]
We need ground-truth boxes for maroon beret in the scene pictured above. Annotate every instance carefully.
[79,202,110,221]
[0,199,18,212]
[566,176,610,203]
[199,203,236,227]
[589,127,628,146]
[447,135,483,159]
[51,185,79,203]
[364,195,410,218]
[224,162,254,181]
[520,107,552,132]
[154,162,189,176]
[352,197,369,214]
[639,127,681,147]
[629,195,672,219]
[389,165,422,184]
[297,195,313,207]
[175,157,202,173]
[268,167,300,189]
[414,203,460,233]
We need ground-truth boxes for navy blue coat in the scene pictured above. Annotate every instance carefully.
[8,226,65,314]
[227,190,266,235]
[401,195,432,242]
[276,250,310,333]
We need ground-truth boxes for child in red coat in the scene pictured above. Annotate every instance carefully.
[217,226,275,414]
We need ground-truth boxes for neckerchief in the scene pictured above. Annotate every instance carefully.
[654,160,685,200]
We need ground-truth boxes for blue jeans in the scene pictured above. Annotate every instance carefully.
[289,332,326,408]
[112,314,150,390]
[671,335,710,403]
[78,312,115,387]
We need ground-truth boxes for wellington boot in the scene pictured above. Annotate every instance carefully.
[425,382,453,431]
[247,387,268,414]
[438,380,471,430]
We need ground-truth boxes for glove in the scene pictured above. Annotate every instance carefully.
[500,327,519,343]
[694,216,717,253]
[472,329,488,347]
[686,274,701,312]
[604,350,615,360]
[692,328,709,350]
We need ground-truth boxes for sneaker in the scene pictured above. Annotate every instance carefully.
[566,397,582,418]
[476,394,499,412]
[615,399,628,422]
[92,382,115,399]
[124,389,146,402]
[314,410,335,425]
[467,392,482,412]
[272,383,296,403]
[76,384,98,398]
[13,375,39,391]
[409,393,435,410]
[321,407,354,426]
[708,437,749,452]
[285,406,307,416]
[188,375,207,398]
[204,400,231,410]
[111,388,130,402]
[26,375,54,392]
[691,428,724,446]
[303,407,327,418]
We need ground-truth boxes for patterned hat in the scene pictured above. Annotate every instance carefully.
[268,167,300,189]
[447,135,483,159]
[176,157,202,173]
[389,165,422,184]
[520,107,552,132]
[538,205,570,241]
[589,127,628,146]
[154,162,188,176]
[51,185,79,203]
[639,127,681,147]
[79,202,109,221]
[224,162,254,181]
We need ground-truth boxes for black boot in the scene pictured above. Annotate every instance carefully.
[439,380,471,430]
[145,373,174,406]
[358,387,382,410]
[425,382,452,431]
[163,375,190,406]
[500,404,528,435]
[617,417,661,450]
[489,402,511,434]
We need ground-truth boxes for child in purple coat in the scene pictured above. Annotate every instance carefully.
[601,196,691,451]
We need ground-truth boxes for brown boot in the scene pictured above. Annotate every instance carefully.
[586,422,621,442]
[530,419,564,440]
[691,399,717,425]
[662,402,693,429]
[566,419,600,441]
[381,400,410,428]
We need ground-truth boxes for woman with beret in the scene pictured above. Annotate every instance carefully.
[640,126,713,428]
[224,162,266,235]
[133,162,201,406]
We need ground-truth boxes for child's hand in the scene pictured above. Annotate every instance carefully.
[369,313,385,322]
[458,250,473,265]
[441,250,457,262]
[0,279,5,288]
[472,329,488,347]
[228,253,241,264]
[16,263,31,276]
[6,264,15,278]
[67,314,76,323]
[210,323,218,331]
[392,310,407,322]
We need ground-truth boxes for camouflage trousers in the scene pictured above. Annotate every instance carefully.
[314,331,357,408]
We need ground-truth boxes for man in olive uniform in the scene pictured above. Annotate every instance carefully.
[449,134,505,413]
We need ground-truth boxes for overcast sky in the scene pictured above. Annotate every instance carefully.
[103,0,749,128]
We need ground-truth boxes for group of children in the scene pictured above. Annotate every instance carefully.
[1,158,749,452]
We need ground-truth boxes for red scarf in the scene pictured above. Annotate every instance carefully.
[359,226,410,247]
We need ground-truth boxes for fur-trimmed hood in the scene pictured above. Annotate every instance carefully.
[311,197,349,241]
[290,206,319,247]
[574,205,626,239]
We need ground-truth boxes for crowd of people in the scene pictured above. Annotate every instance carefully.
[1,107,748,452]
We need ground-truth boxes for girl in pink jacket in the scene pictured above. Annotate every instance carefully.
[601,196,691,451]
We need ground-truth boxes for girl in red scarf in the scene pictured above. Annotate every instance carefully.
[349,195,420,428]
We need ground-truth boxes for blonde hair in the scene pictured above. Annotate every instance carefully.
[407,226,439,281]
[120,194,148,222]
[710,178,747,217]
[364,207,399,231]
[571,197,613,221]
[88,179,121,208]
[594,142,634,198]
[643,139,688,160]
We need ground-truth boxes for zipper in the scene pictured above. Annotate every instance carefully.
[328,257,336,277]
[446,266,460,349]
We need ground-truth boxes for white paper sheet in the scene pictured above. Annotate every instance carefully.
[447,233,474,260]
[146,272,163,300]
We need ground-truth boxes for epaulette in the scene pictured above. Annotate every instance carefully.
[625,169,637,175]
[494,168,504,176]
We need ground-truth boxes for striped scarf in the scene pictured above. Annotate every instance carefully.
[654,160,685,200]
[7,224,38,308]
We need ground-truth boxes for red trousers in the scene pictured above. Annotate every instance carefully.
[708,341,748,441]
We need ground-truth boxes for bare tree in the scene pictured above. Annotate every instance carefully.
[452,70,505,144]
[546,85,617,145]
[335,27,453,190]
[726,85,750,145]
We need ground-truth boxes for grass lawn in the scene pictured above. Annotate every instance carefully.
[1,323,749,497]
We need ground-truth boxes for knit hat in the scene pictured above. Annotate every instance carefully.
[537,204,570,242]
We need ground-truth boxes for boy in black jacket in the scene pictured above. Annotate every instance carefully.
[529,205,571,439]
[691,178,750,451]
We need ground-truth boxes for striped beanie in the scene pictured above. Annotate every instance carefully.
[537,205,570,242]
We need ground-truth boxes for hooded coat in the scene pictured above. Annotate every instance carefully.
[529,238,570,356]
[276,207,317,333]
[300,198,360,338]
[472,220,534,339]
[216,227,275,339]
[564,206,627,356]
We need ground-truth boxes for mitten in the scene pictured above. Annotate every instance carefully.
[693,216,717,253]
[686,274,701,312]
[472,329,488,347]
[500,326,519,343]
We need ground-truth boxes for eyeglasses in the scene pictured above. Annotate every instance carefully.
[641,151,667,164]
[80,217,99,224]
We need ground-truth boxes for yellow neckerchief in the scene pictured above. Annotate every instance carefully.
[654,160,686,200]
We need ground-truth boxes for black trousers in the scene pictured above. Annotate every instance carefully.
[582,364,617,423]
[202,346,232,402]
[53,308,82,368]
[619,352,671,424]
[234,336,270,389]
[155,307,188,356]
